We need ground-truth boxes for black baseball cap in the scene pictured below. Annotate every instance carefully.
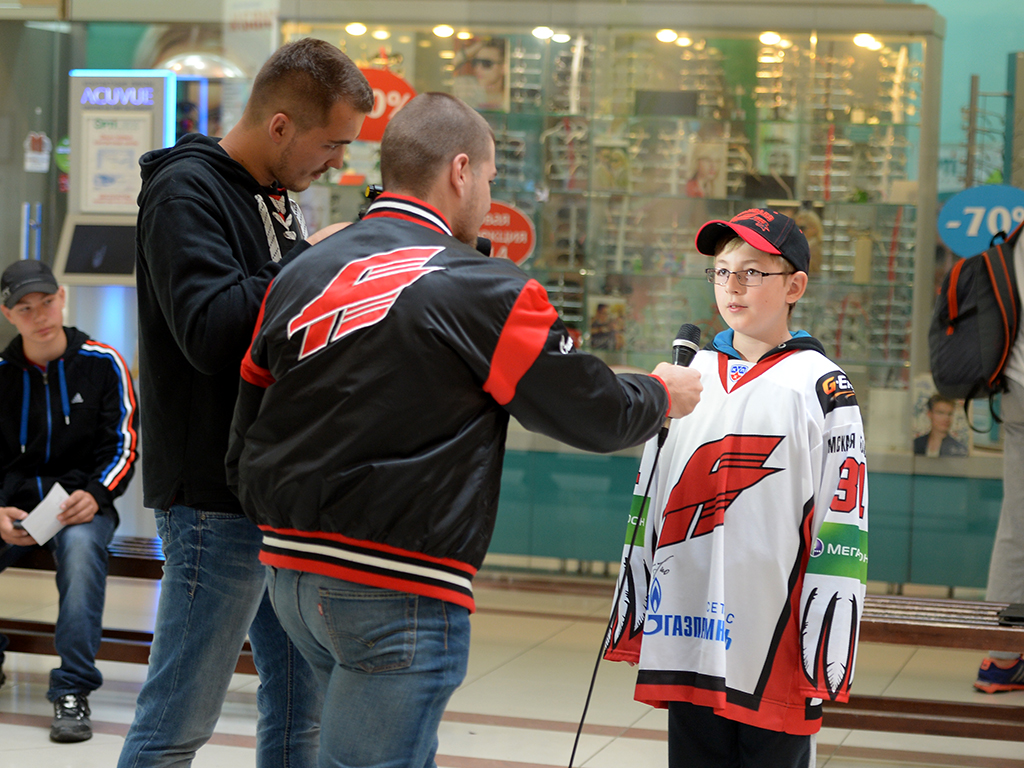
[1,260,60,309]
[695,208,810,274]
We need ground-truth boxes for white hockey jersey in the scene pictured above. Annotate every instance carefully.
[604,332,868,735]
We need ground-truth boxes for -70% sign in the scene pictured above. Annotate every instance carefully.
[357,69,416,143]
[938,184,1024,257]
[958,205,1024,238]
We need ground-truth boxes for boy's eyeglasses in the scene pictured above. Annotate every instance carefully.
[705,268,791,286]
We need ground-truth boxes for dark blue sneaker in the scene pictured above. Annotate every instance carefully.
[974,656,1024,693]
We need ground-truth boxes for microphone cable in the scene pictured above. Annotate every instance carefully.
[567,431,667,767]
[567,324,701,767]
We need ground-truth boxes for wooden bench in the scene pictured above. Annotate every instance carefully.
[822,595,1024,741]
[0,535,256,675]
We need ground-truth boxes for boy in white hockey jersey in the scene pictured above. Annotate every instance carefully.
[605,209,867,768]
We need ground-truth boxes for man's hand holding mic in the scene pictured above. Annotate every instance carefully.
[653,323,703,419]
[653,363,702,418]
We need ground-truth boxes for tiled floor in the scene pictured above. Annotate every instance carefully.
[1,564,1022,768]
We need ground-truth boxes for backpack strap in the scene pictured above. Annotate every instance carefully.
[944,258,966,333]
[982,246,1017,390]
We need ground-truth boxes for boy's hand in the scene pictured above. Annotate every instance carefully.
[652,363,702,418]
[58,490,99,526]
[0,506,37,546]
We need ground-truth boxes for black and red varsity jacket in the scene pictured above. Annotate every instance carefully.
[225,194,669,611]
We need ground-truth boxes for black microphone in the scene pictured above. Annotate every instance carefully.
[660,323,701,443]
[475,237,492,257]
[672,323,701,367]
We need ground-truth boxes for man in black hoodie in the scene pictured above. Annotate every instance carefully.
[120,39,373,768]
[0,259,138,744]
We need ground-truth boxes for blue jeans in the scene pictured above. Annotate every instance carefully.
[267,568,470,768]
[117,507,322,768]
[0,511,116,700]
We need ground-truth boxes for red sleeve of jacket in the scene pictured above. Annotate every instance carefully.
[485,279,668,454]
[483,280,559,405]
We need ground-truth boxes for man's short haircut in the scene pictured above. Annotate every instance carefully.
[927,393,956,412]
[245,38,374,129]
[380,93,494,199]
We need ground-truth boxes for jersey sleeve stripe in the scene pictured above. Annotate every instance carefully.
[484,279,559,406]
[80,342,138,490]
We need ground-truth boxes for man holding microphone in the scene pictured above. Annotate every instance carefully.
[227,92,702,767]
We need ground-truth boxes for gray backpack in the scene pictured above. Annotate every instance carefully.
[928,221,1023,418]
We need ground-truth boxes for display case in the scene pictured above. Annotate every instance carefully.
[283,1,944,449]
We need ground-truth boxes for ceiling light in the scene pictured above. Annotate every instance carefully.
[345,23,367,36]
[656,29,678,43]
[676,36,692,47]
[532,26,554,40]
[854,33,882,50]
[552,33,571,43]
[779,38,793,49]
[457,31,473,40]
[158,52,246,78]
[433,25,454,38]
[372,29,390,40]
[759,31,781,46]
[439,50,455,59]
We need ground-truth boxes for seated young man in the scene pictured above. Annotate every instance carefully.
[0,259,138,743]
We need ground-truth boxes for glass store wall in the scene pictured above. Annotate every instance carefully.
[285,20,933,451]
[78,12,938,454]
[54,5,1008,586]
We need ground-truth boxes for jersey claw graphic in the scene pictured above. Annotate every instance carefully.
[802,588,858,700]
[609,558,649,650]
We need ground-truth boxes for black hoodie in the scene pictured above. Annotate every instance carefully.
[136,134,309,513]
[0,327,138,521]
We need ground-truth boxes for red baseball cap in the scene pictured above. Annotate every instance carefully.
[695,208,810,273]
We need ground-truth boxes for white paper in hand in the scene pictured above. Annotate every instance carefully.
[20,483,69,545]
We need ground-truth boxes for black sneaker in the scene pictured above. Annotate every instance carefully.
[50,693,92,743]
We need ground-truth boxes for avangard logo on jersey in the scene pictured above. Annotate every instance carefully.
[656,434,784,548]
[288,246,445,359]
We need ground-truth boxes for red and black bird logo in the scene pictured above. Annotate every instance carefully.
[658,434,784,548]
[288,246,444,359]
